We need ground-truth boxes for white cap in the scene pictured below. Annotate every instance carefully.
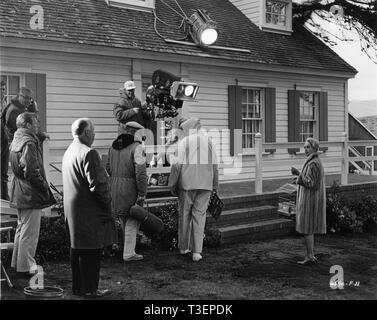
[123,80,136,91]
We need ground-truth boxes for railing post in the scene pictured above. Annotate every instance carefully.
[42,139,52,217]
[370,147,375,175]
[255,132,263,194]
[341,132,348,185]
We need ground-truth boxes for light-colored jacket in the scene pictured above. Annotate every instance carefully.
[169,119,219,192]
[295,152,326,234]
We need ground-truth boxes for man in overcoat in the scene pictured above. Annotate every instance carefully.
[62,118,114,297]
[9,112,56,276]
[107,121,147,261]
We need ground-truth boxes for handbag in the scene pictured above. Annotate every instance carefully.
[129,203,164,234]
[207,192,224,221]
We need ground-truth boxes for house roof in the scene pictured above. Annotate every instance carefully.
[0,0,357,74]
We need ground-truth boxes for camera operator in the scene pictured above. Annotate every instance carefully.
[113,81,153,133]
[1,87,48,200]
[1,87,39,143]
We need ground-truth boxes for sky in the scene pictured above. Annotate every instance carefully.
[331,40,377,102]
[304,4,377,102]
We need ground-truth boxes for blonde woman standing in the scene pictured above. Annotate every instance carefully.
[291,138,326,265]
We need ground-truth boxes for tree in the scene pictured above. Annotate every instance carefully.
[293,0,377,63]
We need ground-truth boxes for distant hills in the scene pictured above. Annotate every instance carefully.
[349,100,377,118]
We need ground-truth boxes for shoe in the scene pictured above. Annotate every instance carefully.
[297,258,316,265]
[180,249,191,255]
[84,289,110,298]
[192,253,202,262]
[123,254,143,261]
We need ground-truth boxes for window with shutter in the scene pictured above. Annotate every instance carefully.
[241,88,264,150]
[229,85,276,156]
[288,90,328,153]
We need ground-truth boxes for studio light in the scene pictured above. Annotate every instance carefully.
[170,81,199,101]
[188,9,218,47]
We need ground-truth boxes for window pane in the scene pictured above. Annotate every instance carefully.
[242,104,247,118]
[251,120,260,134]
[242,119,248,134]
[242,89,247,104]
[266,13,272,24]
[255,104,261,118]
[9,76,19,95]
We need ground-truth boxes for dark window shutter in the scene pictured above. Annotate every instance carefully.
[25,73,46,133]
[265,87,276,153]
[228,85,242,156]
[319,91,328,152]
[288,90,300,154]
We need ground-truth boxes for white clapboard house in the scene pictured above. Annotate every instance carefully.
[0,0,360,191]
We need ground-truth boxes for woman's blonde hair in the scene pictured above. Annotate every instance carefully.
[305,137,319,152]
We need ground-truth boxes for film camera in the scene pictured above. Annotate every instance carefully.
[145,69,199,119]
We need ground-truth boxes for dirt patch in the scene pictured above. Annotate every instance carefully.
[1,234,376,300]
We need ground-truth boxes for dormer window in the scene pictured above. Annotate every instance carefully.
[262,0,292,34]
[105,0,155,12]
[266,0,287,26]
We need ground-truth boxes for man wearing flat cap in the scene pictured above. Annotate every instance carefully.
[106,121,148,261]
[113,81,152,132]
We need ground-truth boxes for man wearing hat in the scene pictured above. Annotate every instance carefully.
[106,121,148,261]
[113,80,152,132]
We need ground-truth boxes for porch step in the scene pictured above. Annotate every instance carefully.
[217,218,295,244]
[207,205,277,227]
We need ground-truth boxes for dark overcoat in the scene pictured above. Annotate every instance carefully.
[106,133,147,217]
[62,138,115,249]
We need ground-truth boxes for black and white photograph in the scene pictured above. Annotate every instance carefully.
[0,0,376,308]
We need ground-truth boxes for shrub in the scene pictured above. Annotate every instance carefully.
[326,182,377,234]
[145,200,222,250]
[36,197,70,262]
[349,195,377,233]
[146,201,179,250]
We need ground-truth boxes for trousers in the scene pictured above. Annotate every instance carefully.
[121,217,141,259]
[70,248,102,295]
[11,208,42,272]
[177,189,211,254]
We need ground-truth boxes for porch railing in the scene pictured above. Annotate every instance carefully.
[256,132,377,194]
[42,132,377,198]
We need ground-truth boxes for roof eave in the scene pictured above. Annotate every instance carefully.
[0,35,358,79]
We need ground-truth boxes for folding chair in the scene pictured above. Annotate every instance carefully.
[1,199,18,288]
[1,226,14,288]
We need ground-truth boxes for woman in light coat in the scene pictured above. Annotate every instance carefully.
[291,138,326,265]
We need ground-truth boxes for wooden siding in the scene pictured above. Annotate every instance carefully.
[228,0,260,26]
[1,46,346,188]
[186,64,346,182]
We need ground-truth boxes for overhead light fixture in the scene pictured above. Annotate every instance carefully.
[170,81,199,101]
[188,9,218,47]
